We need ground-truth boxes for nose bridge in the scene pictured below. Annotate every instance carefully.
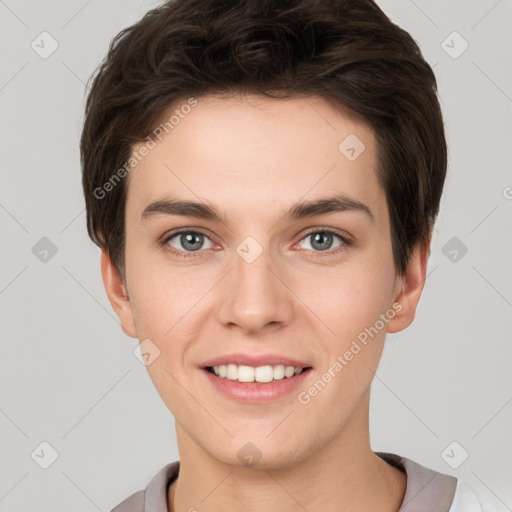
[217,235,293,332]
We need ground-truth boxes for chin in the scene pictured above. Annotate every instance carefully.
[206,436,315,471]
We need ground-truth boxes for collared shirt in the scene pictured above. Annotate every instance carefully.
[111,452,482,512]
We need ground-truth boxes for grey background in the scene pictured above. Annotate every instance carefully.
[1,0,511,510]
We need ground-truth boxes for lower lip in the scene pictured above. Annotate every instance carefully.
[201,368,312,404]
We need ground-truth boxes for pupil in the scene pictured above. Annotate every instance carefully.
[312,232,332,251]
[182,233,202,251]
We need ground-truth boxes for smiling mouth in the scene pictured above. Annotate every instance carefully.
[205,364,313,383]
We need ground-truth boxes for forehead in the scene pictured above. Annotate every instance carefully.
[125,94,385,221]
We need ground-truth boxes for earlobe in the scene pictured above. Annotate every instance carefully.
[387,239,430,334]
[100,249,138,338]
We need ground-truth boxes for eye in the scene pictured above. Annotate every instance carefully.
[164,230,215,256]
[296,230,349,255]
[161,228,351,259]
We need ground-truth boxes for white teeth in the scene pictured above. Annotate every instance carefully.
[238,365,255,382]
[284,366,295,378]
[254,365,273,382]
[226,363,238,380]
[273,365,285,380]
[210,364,306,382]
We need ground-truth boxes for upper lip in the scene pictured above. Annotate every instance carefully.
[200,353,312,369]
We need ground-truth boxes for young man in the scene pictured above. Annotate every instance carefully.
[81,0,482,510]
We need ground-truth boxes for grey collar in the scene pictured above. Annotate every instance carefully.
[111,452,457,512]
[377,452,457,512]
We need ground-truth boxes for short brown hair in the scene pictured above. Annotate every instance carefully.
[81,0,446,279]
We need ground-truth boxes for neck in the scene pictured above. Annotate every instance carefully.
[168,395,406,512]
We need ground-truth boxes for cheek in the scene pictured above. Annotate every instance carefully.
[128,277,170,338]
[125,239,181,331]
[294,268,394,416]
[126,256,216,354]
[298,261,395,339]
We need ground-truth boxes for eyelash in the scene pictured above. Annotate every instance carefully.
[160,227,352,259]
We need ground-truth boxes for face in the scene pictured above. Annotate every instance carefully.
[102,94,426,468]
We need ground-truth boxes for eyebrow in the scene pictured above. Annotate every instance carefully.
[140,193,374,224]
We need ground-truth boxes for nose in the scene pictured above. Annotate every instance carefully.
[216,242,295,334]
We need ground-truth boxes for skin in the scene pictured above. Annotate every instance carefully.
[101,94,429,512]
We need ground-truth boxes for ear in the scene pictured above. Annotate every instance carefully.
[386,238,430,333]
[100,248,138,338]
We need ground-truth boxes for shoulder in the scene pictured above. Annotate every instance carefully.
[449,481,483,512]
[110,490,145,512]
[109,461,180,512]
[377,452,483,512]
